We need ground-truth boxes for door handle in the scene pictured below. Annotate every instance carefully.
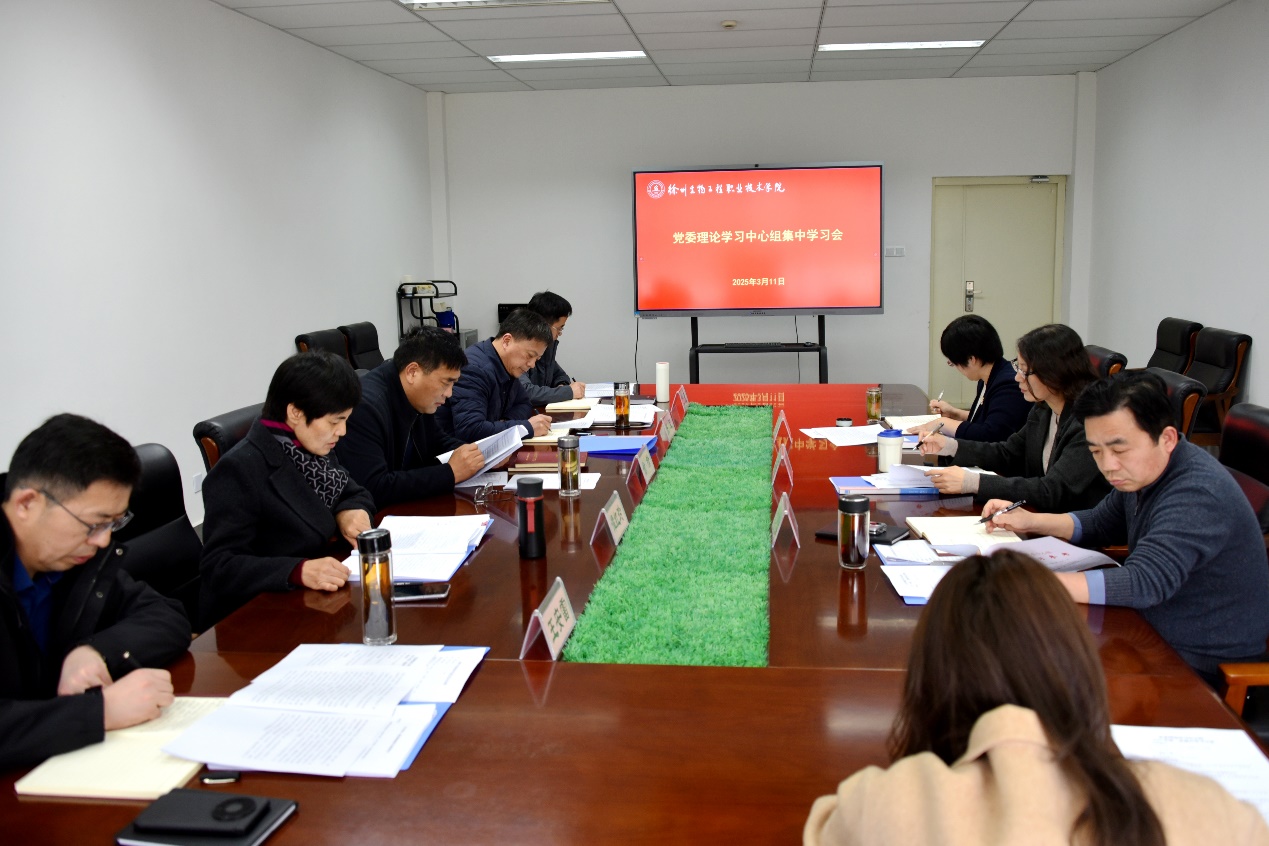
[964,280,975,313]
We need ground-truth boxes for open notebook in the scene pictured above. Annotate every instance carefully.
[905,515,1021,553]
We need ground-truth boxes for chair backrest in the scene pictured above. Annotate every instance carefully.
[1185,327,1252,396]
[1145,367,1207,438]
[1146,317,1202,372]
[192,402,262,471]
[1224,466,1269,535]
[338,322,385,370]
[1085,344,1127,378]
[294,328,349,361]
[112,443,201,630]
[1219,403,1269,486]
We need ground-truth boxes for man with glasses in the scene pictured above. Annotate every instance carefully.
[1,414,190,768]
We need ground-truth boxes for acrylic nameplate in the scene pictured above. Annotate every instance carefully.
[589,490,630,549]
[659,413,677,446]
[772,409,792,448]
[670,386,690,424]
[771,443,794,490]
[519,577,576,660]
[770,491,801,548]
[634,444,657,485]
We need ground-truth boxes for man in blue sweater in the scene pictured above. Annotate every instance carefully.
[985,371,1269,685]
[436,309,554,442]
[518,291,586,406]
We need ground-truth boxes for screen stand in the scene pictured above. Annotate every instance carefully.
[688,315,828,384]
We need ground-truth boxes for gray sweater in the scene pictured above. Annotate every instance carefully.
[1072,438,1269,675]
[517,339,572,406]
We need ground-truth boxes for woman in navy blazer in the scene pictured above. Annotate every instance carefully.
[916,315,1031,443]
[199,352,375,627]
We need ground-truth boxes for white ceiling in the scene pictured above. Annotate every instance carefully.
[208,0,1234,93]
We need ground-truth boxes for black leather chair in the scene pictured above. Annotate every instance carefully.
[1217,403,1269,533]
[339,322,385,370]
[112,444,202,632]
[1145,367,1207,439]
[294,328,349,361]
[192,402,262,471]
[1185,327,1252,446]
[1146,317,1202,373]
[1085,345,1127,377]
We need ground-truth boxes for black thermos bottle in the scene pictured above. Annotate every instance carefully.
[517,477,546,558]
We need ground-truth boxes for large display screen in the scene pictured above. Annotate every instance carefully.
[632,164,883,316]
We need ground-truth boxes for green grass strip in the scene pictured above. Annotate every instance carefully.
[563,403,772,667]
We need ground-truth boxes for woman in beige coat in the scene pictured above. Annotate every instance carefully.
[804,549,1268,846]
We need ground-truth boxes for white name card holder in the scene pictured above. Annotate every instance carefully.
[589,490,630,568]
[771,443,794,494]
[670,386,690,424]
[772,409,793,451]
[770,491,801,548]
[519,577,577,661]
[633,443,657,486]
[658,412,678,450]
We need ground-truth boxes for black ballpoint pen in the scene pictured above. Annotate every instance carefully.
[979,499,1027,524]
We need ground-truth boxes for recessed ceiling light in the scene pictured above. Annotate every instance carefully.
[818,41,985,52]
[489,51,646,63]
[403,0,609,9]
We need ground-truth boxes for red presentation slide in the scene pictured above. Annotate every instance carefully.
[633,166,882,314]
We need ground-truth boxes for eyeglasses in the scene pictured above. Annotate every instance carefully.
[1010,358,1035,379]
[41,490,133,539]
[472,485,516,507]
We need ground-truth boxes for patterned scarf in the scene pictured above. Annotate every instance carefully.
[261,419,350,509]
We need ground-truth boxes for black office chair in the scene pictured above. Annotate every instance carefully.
[339,322,385,370]
[112,443,202,632]
[1217,403,1269,533]
[1145,367,1207,439]
[1085,345,1127,378]
[1146,317,1202,373]
[1185,327,1252,446]
[294,328,349,361]
[193,402,262,471]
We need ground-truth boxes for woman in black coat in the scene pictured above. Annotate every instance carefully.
[916,315,1031,443]
[199,352,375,627]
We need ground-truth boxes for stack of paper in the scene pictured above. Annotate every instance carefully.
[1010,536,1120,572]
[544,397,599,412]
[585,382,615,398]
[591,404,658,427]
[163,645,487,778]
[550,409,595,431]
[833,464,940,495]
[880,564,954,605]
[343,514,492,582]
[437,427,524,487]
[801,424,920,449]
[15,698,226,800]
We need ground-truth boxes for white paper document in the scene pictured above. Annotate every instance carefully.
[377,514,492,555]
[906,515,1021,552]
[802,424,883,447]
[436,427,523,472]
[592,404,658,427]
[884,414,941,431]
[545,397,599,412]
[228,668,421,718]
[402,647,490,704]
[875,540,948,564]
[880,564,954,601]
[1111,725,1269,824]
[252,643,445,680]
[510,472,601,491]
[585,382,615,398]
[1010,536,1119,572]
[345,704,439,778]
[551,409,595,431]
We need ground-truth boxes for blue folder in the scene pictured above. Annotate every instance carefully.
[578,435,658,455]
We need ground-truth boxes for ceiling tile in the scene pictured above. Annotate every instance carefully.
[392,69,519,83]
[648,46,814,63]
[965,50,1131,67]
[327,41,476,60]
[821,2,1025,27]
[812,54,971,70]
[818,22,1006,43]
[212,0,381,6]
[428,14,633,40]
[980,34,1155,53]
[461,34,642,55]
[412,3,619,21]
[640,29,819,50]
[286,22,449,46]
[1016,0,1230,20]
[528,77,669,89]
[955,63,1107,76]
[507,64,664,80]
[813,47,978,60]
[614,0,822,12]
[363,56,495,72]
[654,59,814,74]
[811,69,957,82]
[626,9,824,33]
[238,1,418,29]
[996,18,1196,38]
[412,80,530,92]
[662,72,813,85]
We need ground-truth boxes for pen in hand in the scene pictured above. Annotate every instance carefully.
[979,499,1027,524]
[916,421,945,451]
[930,390,944,410]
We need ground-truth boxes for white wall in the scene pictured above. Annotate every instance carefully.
[1090,0,1268,401]
[0,0,434,522]
[442,77,1077,389]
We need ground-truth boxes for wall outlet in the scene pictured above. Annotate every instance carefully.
[883,246,906,257]
[193,472,205,494]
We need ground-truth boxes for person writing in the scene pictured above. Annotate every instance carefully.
[1,414,190,768]
[199,352,374,627]
[912,315,1030,442]
[435,308,554,441]
[337,326,485,510]
[804,549,1268,846]
[918,323,1110,512]
[983,370,1269,686]
[518,290,586,405]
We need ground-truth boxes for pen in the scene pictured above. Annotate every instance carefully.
[979,499,1027,524]
[917,421,945,450]
[121,650,142,673]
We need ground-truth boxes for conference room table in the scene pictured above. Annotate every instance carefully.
[1,384,1252,844]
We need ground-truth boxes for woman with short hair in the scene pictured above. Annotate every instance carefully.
[919,323,1110,512]
[918,315,1030,442]
[805,550,1268,846]
[199,352,374,627]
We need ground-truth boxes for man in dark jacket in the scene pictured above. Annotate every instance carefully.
[0,414,190,769]
[435,309,555,442]
[337,326,485,509]
[518,291,586,406]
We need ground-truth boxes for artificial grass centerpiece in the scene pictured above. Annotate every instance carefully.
[563,403,773,667]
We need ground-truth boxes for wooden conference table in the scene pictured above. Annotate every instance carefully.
[1,384,1250,844]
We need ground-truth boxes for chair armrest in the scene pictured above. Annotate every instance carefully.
[1220,662,1269,715]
